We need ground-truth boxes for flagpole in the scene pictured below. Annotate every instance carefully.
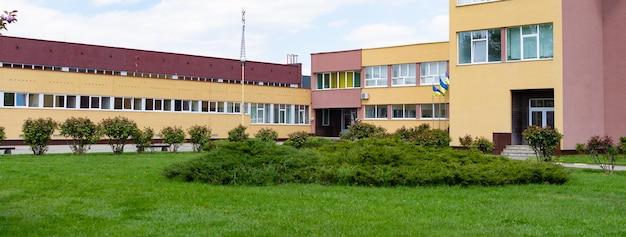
[431,94,435,128]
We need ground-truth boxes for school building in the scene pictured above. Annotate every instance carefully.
[310,0,626,152]
[0,36,311,144]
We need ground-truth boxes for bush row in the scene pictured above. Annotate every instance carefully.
[163,138,570,187]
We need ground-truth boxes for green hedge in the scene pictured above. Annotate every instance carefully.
[163,138,570,186]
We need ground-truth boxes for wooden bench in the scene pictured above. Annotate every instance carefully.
[0,146,16,155]
[137,144,170,152]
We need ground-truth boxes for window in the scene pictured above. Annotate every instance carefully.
[392,64,417,86]
[55,95,66,108]
[507,23,553,61]
[364,66,388,87]
[458,29,501,64]
[420,103,447,119]
[420,61,447,85]
[28,93,39,107]
[274,104,288,124]
[250,103,271,124]
[365,105,388,119]
[392,104,417,119]
[209,101,217,112]
[201,101,209,112]
[457,0,499,6]
[295,105,309,125]
[101,97,111,109]
[3,93,15,106]
[134,98,143,111]
[191,101,200,112]
[322,109,330,126]
[146,99,154,111]
[163,99,172,111]
[43,94,54,108]
[67,95,77,108]
[316,71,361,90]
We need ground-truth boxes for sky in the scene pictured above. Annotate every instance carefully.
[1,0,449,75]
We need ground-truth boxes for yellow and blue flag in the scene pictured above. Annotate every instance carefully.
[439,73,450,95]
[432,85,444,96]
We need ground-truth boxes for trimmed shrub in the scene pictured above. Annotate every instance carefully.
[165,137,570,186]
[522,126,563,162]
[284,131,310,149]
[0,126,5,144]
[228,125,249,142]
[133,127,154,154]
[99,116,138,155]
[188,125,211,152]
[22,117,58,155]
[410,129,451,148]
[620,137,626,153]
[59,117,101,155]
[301,137,334,149]
[161,126,185,153]
[472,137,494,154]
[459,134,473,149]
[578,136,620,174]
[254,128,279,142]
[340,122,388,141]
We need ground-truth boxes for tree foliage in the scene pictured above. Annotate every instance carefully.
[522,126,563,162]
[59,117,101,155]
[133,127,154,154]
[99,116,138,155]
[161,126,185,153]
[22,117,58,155]
[340,122,388,141]
[228,125,249,142]
[577,136,620,174]
[0,126,5,144]
[187,125,211,152]
[254,128,279,142]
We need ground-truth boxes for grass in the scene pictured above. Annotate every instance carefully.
[559,154,626,166]
[1,152,626,236]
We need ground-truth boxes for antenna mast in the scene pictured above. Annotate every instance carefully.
[240,8,246,124]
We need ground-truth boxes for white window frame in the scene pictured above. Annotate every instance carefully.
[420,61,448,86]
[507,23,553,61]
[391,104,417,119]
[364,66,388,87]
[458,29,501,64]
[364,105,388,119]
[392,64,416,86]
[420,103,448,119]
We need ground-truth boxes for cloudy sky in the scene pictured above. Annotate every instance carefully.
[2,0,449,75]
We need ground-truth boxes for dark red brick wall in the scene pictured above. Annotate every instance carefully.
[0,36,301,84]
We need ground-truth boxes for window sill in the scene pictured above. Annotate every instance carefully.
[457,61,502,66]
[419,118,448,120]
[391,84,417,87]
[505,58,554,63]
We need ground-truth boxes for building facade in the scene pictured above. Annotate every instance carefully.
[0,36,311,144]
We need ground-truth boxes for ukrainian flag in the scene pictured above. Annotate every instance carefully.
[432,85,444,97]
[439,77,449,95]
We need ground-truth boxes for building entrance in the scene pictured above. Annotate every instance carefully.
[529,98,555,128]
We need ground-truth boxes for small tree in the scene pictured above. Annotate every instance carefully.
[459,134,473,149]
[472,137,494,154]
[0,126,6,144]
[340,122,388,141]
[285,131,310,149]
[133,127,154,154]
[59,117,101,155]
[99,116,138,155]
[22,118,58,155]
[161,126,185,152]
[228,124,249,142]
[522,126,563,162]
[187,125,211,152]
[579,136,620,174]
[254,128,278,142]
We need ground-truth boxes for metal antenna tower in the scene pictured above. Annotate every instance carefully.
[240,8,246,124]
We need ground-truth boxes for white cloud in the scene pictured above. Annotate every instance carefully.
[92,0,142,7]
[328,20,348,28]
[343,14,449,48]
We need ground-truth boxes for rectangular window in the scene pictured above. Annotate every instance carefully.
[101,97,111,109]
[134,98,143,111]
[146,99,154,111]
[164,99,172,111]
[364,105,388,119]
[43,94,54,108]
[192,101,199,112]
[209,101,217,112]
[507,23,553,61]
[15,93,27,107]
[217,102,225,113]
[202,101,209,112]
[420,103,448,119]
[364,66,388,87]
[233,102,241,113]
[67,95,77,108]
[28,93,39,107]
[295,105,309,125]
[322,109,330,126]
[55,95,66,108]
[392,104,417,119]
[420,61,447,85]
[114,97,123,110]
[392,64,417,86]
[316,71,361,90]
[90,96,100,109]
[458,29,501,64]
[80,96,90,109]
[3,93,15,106]
[182,100,190,111]
[154,99,162,111]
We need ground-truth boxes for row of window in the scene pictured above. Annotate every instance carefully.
[364,104,448,120]
[315,61,447,90]
[0,92,310,125]
[0,62,299,88]
[459,23,553,64]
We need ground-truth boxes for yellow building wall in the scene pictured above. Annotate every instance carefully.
[0,68,311,140]
[362,42,449,66]
[448,0,563,146]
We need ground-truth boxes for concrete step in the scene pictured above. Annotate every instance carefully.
[501,145,537,160]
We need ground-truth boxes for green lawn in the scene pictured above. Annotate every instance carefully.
[1,152,626,236]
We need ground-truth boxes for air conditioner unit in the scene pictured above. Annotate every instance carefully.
[360,92,369,100]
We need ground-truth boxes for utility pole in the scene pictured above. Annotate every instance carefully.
[240,8,246,125]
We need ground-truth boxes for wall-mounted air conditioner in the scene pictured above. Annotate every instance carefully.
[360,92,369,100]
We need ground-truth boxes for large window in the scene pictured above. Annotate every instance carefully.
[420,103,447,119]
[365,105,388,119]
[420,61,447,85]
[364,66,388,87]
[392,104,417,119]
[458,29,501,64]
[392,64,417,86]
[316,71,361,90]
[507,23,553,61]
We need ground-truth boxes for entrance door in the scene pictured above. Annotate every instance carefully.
[529,98,554,128]
[341,109,357,134]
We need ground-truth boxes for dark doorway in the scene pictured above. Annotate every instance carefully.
[511,89,554,145]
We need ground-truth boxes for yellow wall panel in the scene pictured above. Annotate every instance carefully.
[362,42,449,66]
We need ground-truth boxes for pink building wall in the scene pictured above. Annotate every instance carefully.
[602,0,626,140]
[311,89,362,109]
[562,0,606,149]
[311,50,361,73]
